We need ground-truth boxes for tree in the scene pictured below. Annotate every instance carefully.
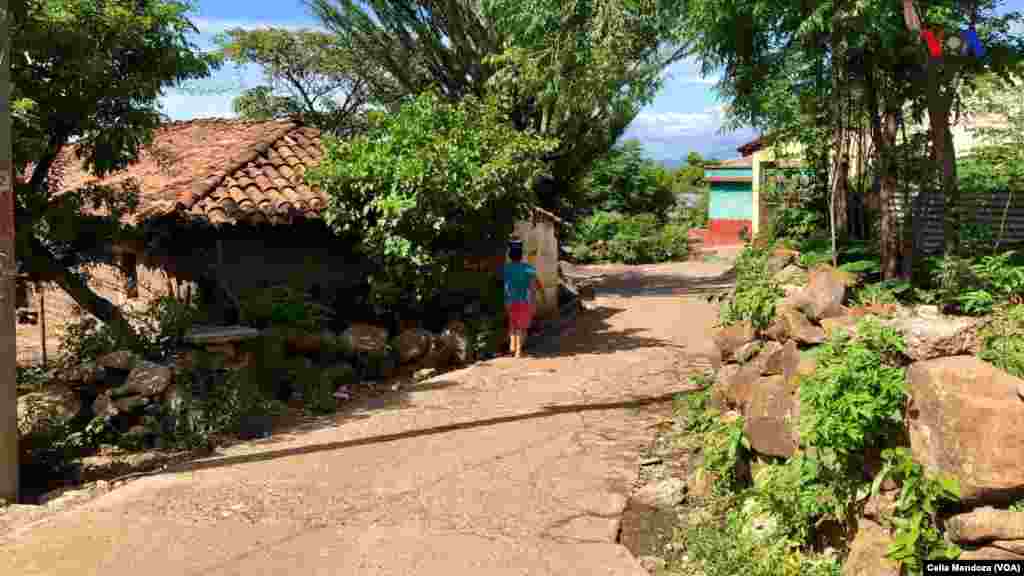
[304,91,558,311]
[11,0,216,345]
[214,27,374,136]
[677,0,1022,278]
[306,0,687,213]
[579,139,675,217]
[1,0,18,503]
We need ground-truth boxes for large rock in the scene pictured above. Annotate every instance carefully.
[342,323,390,355]
[444,320,472,364]
[842,519,900,576]
[886,315,980,362]
[712,321,756,363]
[774,263,805,285]
[721,362,762,413]
[619,478,686,558]
[734,340,763,364]
[907,357,1024,504]
[92,391,116,418]
[821,315,862,338]
[184,325,261,345]
[96,350,137,371]
[946,507,1024,543]
[284,330,335,355]
[743,375,800,458]
[396,328,432,364]
[778,308,826,345]
[58,362,105,388]
[709,364,740,411]
[17,389,81,437]
[959,546,1024,561]
[120,361,173,397]
[761,340,798,377]
[990,541,1024,556]
[798,266,852,321]
[114,395,149,413]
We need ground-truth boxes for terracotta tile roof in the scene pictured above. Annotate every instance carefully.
[55,118,327,226]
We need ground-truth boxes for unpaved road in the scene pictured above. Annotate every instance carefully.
[1,258,734,576]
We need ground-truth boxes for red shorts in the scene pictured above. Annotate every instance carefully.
[506,301,535,330]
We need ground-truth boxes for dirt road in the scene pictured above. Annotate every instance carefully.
[0,258,734,576]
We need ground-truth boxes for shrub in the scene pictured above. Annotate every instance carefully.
[306,91,558,312]
[798,318,907,461]
[930,250,1024,315]
[875,447,962,572]
[720,244,783,329]
[58,295,202,366]
[979,304,1024,378]
[852,279,911,308]
[568,211,689,264]
[238,285,334,331]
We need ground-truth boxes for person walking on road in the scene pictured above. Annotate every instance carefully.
[503,238,544,358]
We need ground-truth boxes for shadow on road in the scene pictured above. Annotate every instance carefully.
[115,390,697,482]
[527,304,685,358]
[588,268,737,298]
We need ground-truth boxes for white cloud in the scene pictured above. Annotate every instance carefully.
[621,105,759,161]
[159,89,238,120]
[623,106,730,142]
[660,58,722,86]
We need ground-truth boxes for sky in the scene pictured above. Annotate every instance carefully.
[164,0,1024,164]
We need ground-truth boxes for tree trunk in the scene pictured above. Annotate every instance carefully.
[0,6,19,502]
[879,107,900,280]
[830,10,849,242]
[929,95,959,254]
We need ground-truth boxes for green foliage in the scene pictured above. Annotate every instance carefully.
[214,27,372,135]
[57,296,202,366]
[751,455,852,547]
[12,0,216,342]
[679,496,842,576]
[161,353,287,448]
[799,319,907,459]
[569,211,690,264]
[876,448,962,573]
[238,285,334,331]
[16,364,50,392]
[852,280,911,308]
[979,304,1024,379]
[310,0,686,210]
[720,244,783,330]
[930,250,1024,315]
[306,91,558,311]
[683,390,750,495]
[578,140,676,217]
[770,206,826,244]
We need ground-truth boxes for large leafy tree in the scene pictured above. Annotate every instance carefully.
[214,27,375,136]
[11,0,216,343]
[305,92,558,311]
[580,140,675,217]
[306,0,687,214]
[678,0,1022,278]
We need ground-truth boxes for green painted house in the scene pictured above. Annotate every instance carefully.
[703,156,754,245]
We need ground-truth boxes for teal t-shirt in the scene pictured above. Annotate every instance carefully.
[503,261,536,303]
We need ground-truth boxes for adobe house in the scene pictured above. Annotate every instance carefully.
[16,118,561,364]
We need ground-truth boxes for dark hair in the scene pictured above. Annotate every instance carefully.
[508,240,523,261]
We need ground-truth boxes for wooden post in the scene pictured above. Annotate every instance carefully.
[39,285,46,369]
[0,0,20,503]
